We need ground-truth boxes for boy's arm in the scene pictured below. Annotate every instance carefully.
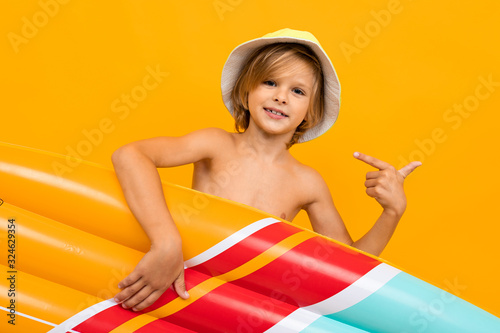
[305,153,421,256]
[112,128,225,311]
[302,170,354,247]
[351,152,421,255]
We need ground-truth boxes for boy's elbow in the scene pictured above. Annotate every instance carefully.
[111,146,124,166]
[111,144,137,166]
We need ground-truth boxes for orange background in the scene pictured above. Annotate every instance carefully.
[2,0,499,317]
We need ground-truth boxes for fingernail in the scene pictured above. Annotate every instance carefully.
[184,291,190,298]
[114,298,120,303]
[353,152,360,158]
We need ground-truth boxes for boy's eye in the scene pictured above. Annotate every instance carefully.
[264,80,276,86]
[293,88,305,95]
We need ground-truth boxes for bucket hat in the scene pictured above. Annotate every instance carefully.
[221,28,341,142]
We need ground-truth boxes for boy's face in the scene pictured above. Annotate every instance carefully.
[247,59,315,141]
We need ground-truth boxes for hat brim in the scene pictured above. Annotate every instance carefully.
[221,32,341,143]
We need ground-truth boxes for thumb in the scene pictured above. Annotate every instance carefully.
[173,269,189,299]
[398,161,422,179]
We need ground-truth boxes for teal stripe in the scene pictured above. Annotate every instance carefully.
[322,272,500,333]
[300,316,370,333]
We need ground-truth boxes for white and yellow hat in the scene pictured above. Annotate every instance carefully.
[221,28,341,142]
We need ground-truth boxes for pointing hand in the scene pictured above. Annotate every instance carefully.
[353,152,421,216]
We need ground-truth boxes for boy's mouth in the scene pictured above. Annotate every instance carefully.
[264,108,288,118]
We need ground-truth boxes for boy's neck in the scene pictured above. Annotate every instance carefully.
[237,126,293,163]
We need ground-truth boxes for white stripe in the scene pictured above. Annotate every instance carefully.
[44,218,278,332]
[0,306,80,332]
[266,263,401,332]
[46,219,280,331]
[305,263,401,314]
[184,217,280,268]
[265,308,321,332]
[47,299,117,333]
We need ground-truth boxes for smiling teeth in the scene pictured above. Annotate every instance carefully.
[267,109,286,116]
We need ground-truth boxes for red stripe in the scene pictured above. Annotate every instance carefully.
[230,236,381,307]
[159,279,298,332]
[72,269,211,332]
[189,222,301,277]
[134,318,197,333]
[70,222,300,331]
[140,268,211,312]
[72,305,138,333]
[69,225,379,331]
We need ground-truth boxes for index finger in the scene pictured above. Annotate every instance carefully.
[353,152,391,170]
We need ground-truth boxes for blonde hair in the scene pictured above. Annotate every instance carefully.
[230,43,324,148]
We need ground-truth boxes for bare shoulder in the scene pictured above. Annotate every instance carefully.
[292,159,326,187]
[190,127,232,143]
[294,162,324,184]
[183,127,235,153]
[119,127,234,168]
[289,159,331,206]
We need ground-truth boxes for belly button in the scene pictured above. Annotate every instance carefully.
[280,213,286,220]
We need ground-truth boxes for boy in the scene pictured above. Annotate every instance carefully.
[112,29,421,312]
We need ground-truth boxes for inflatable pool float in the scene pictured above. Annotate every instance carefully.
[0,141,499,332]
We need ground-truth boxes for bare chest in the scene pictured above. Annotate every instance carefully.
[192,156,306,221]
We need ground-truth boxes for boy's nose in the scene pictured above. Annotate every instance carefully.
[273,93,287,104]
